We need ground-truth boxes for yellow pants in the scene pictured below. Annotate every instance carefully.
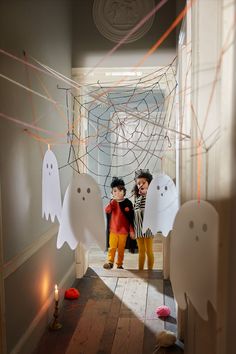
[136,238,154,270]
[107,232,128,267]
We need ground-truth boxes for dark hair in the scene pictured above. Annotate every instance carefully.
[135,170,153,184]
[111,177,126,195]
[132,170,153,197]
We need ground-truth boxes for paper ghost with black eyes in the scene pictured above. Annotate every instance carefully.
[57,173,106,250]
[142,174,179,236]
[42,149,62,223]
[170,200,219,320]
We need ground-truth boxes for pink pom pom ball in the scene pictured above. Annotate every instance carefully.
[156,305,171,317]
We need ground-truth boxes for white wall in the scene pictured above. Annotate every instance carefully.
[0,1,75,353]
[178,1,236,353]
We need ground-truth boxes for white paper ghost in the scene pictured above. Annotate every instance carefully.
[42,149,62,223]
[170,200,218,320]
[57,173,106,251]
[142,174,179,236]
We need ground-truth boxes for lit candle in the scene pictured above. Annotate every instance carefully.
[54,284,59,301]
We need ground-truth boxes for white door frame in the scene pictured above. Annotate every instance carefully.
[72,66,178,278]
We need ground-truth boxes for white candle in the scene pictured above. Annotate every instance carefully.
[54,284,59,301]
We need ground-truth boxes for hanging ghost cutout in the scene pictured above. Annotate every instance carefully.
[143,174,178,236]
[57,173,106,251]
[42,149,62,223]
[170,200,218,320]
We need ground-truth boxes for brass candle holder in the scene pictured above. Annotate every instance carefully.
[49,300,62,330]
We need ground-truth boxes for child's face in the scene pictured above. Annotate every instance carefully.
[112,187,125,201]
[136,178,149,196]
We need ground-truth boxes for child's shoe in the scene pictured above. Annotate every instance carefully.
[103,262,113,269]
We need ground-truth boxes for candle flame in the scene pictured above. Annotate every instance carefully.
[55,284,58,291]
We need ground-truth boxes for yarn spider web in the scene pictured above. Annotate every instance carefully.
[61,61,178,201]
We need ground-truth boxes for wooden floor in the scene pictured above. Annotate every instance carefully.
[88,239,163,270]
[35,242,183,354]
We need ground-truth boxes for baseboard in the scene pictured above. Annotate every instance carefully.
[10,263,75,354]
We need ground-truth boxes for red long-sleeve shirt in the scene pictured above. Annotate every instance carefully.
[105,199,134,235]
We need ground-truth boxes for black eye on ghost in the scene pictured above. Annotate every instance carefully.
[189,220,194,229]
[46,163,53,169]
[157,186,168,191]
[189,221,208,232]
[77,187,91,196]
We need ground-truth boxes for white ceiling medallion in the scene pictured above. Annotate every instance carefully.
[93,0,155,43]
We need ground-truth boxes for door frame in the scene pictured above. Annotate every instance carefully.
[72,66,179,278]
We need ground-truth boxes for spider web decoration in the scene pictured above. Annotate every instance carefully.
[61,61,179,202]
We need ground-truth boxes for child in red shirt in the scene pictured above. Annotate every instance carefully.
[103,177,134,269]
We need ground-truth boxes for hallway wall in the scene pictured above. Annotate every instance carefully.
[0,1,75,353]
[178,1,236,353]
[72,0,184,68]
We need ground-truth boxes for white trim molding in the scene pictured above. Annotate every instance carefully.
[1,225,58,280]
[10,263,75,354]
[0,224,58,354]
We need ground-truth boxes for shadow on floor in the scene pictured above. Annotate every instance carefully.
[34,267,183,354]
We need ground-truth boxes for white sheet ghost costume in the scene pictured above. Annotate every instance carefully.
[142,174,178,236]
[42,150,62,223]
[57,173,106,251]
[170,200,218,320]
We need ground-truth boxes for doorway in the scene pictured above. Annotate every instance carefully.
[72,66,178,277]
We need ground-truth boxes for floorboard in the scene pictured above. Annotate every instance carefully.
[34,242,183,354]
